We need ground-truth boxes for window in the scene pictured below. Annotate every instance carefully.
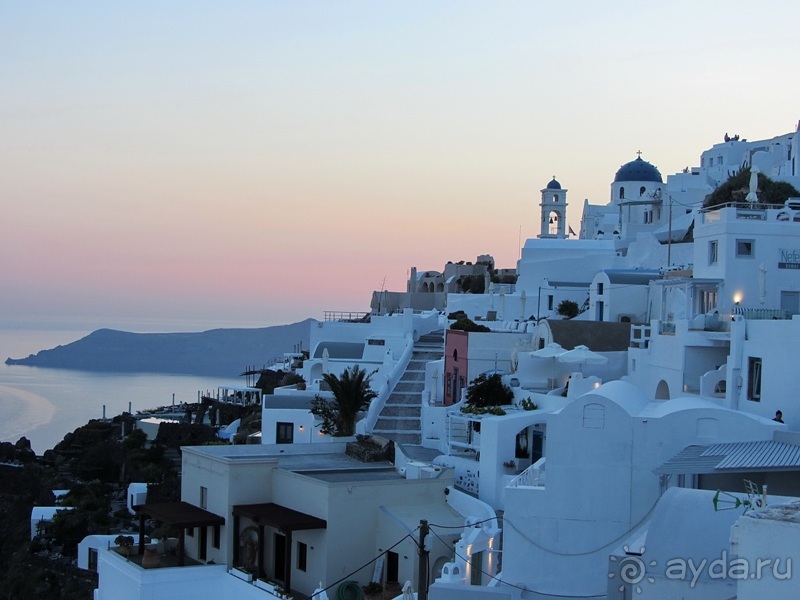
[640,186,646,196]
[736,239,754,258]
[701,290,718,313]
[747,357,762,402]
[276,422,294,444]
[547,295,554,310]
[297,541,308,572]
[88,548,98,571]
[200,486,208,509]
[597,282,604,295]
[619,187,625,200]
[709,240,718,265]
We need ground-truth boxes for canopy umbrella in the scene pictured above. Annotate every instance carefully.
[532,342,566,387]
[311,582,329,600]
[322,347,330,375]
[558,345,608,374]
[402,581,416,600]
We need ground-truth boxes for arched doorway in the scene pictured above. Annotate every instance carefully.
[655,380,670,400]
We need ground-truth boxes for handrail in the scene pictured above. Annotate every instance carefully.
[509,458,546,488]
[357,334,415,435]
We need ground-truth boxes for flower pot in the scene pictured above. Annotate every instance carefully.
[142,548,161,569]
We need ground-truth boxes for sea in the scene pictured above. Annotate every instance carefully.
[0,328,242,455]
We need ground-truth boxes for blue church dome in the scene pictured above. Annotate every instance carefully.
[546,177,561,190]
[614,157,663,183]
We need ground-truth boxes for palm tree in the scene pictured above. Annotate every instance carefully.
[311,366,377,436]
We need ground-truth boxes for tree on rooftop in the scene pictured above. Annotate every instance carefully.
[557,299,579,319]
[310,366,377,436]
[465,373,514,408]
[450,317,491,333]
[704,167,800,208]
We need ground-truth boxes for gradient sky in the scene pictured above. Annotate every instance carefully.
[2,1,799,332]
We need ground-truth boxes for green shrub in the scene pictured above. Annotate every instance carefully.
[557,300,579,319]
[450,318,490,333]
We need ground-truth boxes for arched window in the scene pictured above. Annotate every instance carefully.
[619,187,625,200]
[583,403,605,429]
[640,186,646,196]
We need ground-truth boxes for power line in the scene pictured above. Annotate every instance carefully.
[428,528,603,599]
[428,516,497,530]
[309,533,417,599]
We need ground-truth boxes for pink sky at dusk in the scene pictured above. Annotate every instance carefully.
[2,1,800,332]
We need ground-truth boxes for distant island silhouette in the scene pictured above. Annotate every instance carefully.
[5,319,314,377]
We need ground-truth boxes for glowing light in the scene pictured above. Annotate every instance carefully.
[733,293,743,304]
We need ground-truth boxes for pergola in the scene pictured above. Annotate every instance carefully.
[135,501,225,566]
[232,502,327,593]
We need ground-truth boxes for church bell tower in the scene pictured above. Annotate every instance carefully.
[539,177,568,239]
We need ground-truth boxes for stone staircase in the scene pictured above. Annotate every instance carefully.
[371,330,444,445]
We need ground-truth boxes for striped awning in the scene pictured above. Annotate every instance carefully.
[655,440,800,475]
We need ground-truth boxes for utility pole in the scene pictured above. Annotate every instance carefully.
[667,195,673,269]
[418,519,430,600]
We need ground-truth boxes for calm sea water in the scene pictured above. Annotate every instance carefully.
[0,329,241,454]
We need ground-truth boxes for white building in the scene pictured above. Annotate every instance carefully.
[93,441,499,600]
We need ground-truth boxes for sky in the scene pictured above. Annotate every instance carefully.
[2,1,800,333]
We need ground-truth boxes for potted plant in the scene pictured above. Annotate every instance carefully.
[502,459,516,473]
[142,547,161,569]
[114,535,134,558]
[362,581,383,599]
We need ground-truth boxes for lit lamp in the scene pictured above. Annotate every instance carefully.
[732,294,743,317]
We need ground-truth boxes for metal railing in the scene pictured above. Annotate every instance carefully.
[323,311,371,323]
[733,307,791,320]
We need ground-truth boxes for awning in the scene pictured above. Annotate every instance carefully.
[232,503,327,532]
[136,501,225,528]
[655,440,800,475]
[232,503,326,592]
[134,501,225,566]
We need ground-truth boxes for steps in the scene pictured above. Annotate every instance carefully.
[371,330,444,446]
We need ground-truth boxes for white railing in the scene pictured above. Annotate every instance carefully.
[357,335,415,435]
[509,458,546,488]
